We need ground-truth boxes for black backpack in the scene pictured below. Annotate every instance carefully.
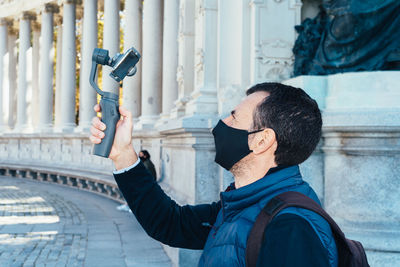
[246,191,370,267]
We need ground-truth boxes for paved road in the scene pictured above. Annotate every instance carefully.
[0,176,172,267]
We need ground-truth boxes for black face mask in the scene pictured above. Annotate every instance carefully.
[212,120,263,171]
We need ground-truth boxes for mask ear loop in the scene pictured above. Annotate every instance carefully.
[247,129,264,153]
[247,129,264,135]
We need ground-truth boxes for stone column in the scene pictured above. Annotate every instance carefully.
[216,0,247,117]
[185,0,218,117]
[102,0,120,95]
[138,0,163,128]
[157,0,179,123]
[6,27,18,129]
[54,16,63,129]
[16,12,36,132]
[249,0,302,83]
[123,0,142,123]
[38,4,59,132]
[78,0,98,131]
[60,0,77,132]
[0,19,10,131]
[169,0,195,119]
[31,22,41,130]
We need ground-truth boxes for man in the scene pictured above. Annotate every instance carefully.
[90,83,338,266]
[139,150,157,180]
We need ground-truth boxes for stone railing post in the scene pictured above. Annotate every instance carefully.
[38,4,59,132]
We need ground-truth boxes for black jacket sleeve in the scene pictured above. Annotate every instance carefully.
[257,213,330,267]
[113,161,221,249]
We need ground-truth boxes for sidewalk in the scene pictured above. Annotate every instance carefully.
[0,175,172,267]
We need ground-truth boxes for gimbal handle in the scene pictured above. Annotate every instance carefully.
[90,48,120,158]
[90,47,140,158]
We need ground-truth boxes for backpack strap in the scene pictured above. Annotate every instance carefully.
[245,191,349,267]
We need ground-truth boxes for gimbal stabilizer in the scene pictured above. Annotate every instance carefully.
[90,47,141,157]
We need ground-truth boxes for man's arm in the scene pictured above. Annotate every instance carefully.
[257,213,330,267]
[90,105,220,249]
[114,161,221,249]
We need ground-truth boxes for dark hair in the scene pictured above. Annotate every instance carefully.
[140,150,151,159]
[246,82,322,166]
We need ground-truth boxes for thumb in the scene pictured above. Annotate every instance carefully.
[119,106,132,123]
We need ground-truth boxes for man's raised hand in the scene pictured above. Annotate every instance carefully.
[89,104,138,170]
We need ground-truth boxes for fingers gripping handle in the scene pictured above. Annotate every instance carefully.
[93,98,120,157]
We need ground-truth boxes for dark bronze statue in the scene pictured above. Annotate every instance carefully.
[293,0,400,76]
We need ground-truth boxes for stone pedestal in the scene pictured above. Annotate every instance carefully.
[158,123,220,267]
[285,71,400,266]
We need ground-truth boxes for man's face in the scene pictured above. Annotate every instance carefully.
[222,91,269,132]
[139,152,144,158]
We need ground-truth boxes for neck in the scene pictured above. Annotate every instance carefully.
[232,156,277,189]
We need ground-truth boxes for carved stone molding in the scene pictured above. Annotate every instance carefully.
[289,0,302,9]
[0,17,12,26]
[176,65,184,91]
[258,39,293,59]
[44,3,60,14]
[63,0,82,5]
[195,48,204,76]
[21,11,37,21]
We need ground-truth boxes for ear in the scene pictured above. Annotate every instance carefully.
[250,128,276,155]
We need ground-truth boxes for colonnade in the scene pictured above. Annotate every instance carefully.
[0,0,303,133]
[0,0,174,132]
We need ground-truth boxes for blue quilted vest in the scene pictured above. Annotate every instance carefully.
[198,165,338,267]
